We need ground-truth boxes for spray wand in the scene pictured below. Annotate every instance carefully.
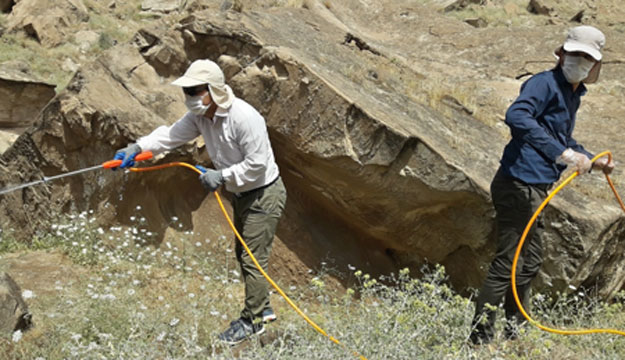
[0,151,154,196]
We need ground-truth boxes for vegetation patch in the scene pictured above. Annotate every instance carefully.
[1,210,624,359]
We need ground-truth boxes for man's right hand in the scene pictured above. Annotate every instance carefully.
[114,143,142,168]
[559,148,592,175]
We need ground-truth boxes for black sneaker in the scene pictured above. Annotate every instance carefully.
[261,308,277,323]
[218,317,265,345]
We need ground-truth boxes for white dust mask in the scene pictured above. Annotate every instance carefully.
[184,94,210,115]
[562,55,596,84]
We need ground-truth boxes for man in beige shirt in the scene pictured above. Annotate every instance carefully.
[115,59,287,345]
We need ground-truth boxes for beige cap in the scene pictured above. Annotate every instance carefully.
[171,59,235,109]
[562,25,605,61]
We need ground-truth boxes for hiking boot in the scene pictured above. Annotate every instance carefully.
[262,308,277,323]
[218,317,265,345]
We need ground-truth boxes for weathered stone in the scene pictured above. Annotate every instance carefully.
[570,10,585,23]
[1,2,625,299]
[528,0,552,15]
[0,272,32,335]
[464,17,487,28]
[525,0,596,20]
[444,0,486,12]
[217,54,242,80]
[62,58,80,73]
[74,30,101,52]
[0,0,14,13]
[0,66,56,128]
[141,0,182,13]
[6,0,89,47]
[0,129,21,154]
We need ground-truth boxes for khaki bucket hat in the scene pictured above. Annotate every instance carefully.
[171,59,235,109]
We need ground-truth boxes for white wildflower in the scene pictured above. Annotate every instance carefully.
[156,332,166,342]
[12,330,22,343]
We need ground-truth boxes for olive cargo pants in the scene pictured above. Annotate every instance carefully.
[470,168,549,344]
[231,177,287,322]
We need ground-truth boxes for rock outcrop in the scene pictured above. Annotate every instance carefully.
[1,2,625,297]
[0,0,14,13]
[0,272,32,335]
[6,0,89,47]
[0,66,56,128]
[0,65,56,153]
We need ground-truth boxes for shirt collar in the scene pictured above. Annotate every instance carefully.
[214,106,229,118]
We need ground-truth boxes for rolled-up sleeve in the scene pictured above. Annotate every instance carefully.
[137,113,200,155]
[505,78,567,161]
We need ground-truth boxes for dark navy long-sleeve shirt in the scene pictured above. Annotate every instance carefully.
[500,67,593,185]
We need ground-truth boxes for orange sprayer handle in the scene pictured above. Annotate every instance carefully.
[102,151,154,169]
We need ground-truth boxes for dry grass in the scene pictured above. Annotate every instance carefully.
[1,210,625,359]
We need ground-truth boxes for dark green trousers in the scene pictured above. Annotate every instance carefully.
[231,177,286,322]
[470,168,549,343]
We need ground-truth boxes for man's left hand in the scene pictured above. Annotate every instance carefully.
[199,169,224,192]
[593,157,616,175]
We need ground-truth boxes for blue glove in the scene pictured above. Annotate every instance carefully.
[114,143,142,169]
[199,168,224,192]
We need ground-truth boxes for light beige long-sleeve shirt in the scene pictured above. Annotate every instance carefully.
[137,98,279,194]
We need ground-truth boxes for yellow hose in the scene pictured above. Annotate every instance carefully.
[511,150,625,336]
[130,162,368,359]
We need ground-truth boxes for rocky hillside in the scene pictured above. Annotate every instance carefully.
[1,0,625,297]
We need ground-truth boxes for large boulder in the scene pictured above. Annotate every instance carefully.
[0,0,14,13]
[0,65,56,128]
[0,65,56,153]
[1,2,625,297]
[6,0,89,47]
[0,272,32,335]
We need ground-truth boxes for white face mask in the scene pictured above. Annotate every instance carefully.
[562,55,596,84]
[184,94,210,115]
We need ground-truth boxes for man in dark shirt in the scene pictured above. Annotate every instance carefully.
[469,25,615,345]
